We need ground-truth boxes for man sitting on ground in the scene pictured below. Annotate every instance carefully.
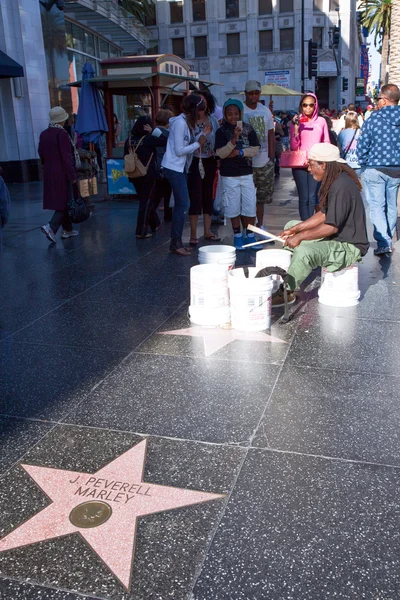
[272,143,369,305]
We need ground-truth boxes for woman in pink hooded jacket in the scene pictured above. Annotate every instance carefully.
[290,92,330,220]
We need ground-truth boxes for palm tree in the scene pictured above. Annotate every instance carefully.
[389,0,400,87]
[118,0,156,25]
[358,0,391,85]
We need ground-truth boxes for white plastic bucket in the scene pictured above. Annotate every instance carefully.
[189,264,231,326]
[256,249,292,292]
[198,245,236,271]
[318,263,360,307]
[228,267,274,331]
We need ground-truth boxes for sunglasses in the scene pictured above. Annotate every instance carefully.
[302,103,315,107]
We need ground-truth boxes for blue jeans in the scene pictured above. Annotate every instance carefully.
[162,167,190,249]
[292,168,320,221]
[362,168,400,249]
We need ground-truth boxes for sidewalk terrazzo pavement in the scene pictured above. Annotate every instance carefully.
[1,172,400,599]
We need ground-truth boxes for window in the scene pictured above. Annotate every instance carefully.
[226,0,239,19]
[170,1,183,23]
[279,0,293,12]
[313,0,324,10]
[194,36,207,57]
[84,32,95,56]
[329,0,339,10]
[193,0,206,21]
[99,39,110,60]
[280,28,294,50]
[172,37,185,58]
[71,24,85,53]
[227,32,240,55]
[259,0,272,14]
[259,30,273,52]
[313,26,323,48]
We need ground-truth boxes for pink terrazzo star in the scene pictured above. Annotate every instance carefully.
[0,440,225,591]
[159,326,287,357]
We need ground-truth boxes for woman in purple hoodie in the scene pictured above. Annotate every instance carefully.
[290,92,330,220]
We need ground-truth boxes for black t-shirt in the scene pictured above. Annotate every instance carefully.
[321,172,369,256]
[215,125,259,177]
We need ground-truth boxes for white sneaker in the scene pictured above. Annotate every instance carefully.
[61,230,79,239]
[41,224,56,243]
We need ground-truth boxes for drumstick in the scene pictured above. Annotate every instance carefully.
[242,238,276,249]
[247,224,286,243]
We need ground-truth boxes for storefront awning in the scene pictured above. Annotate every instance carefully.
[68,73,222,89]
[0,51,24,78]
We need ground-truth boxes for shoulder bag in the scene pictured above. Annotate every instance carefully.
[124,136,153,178]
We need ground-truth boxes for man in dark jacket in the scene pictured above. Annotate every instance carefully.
[357,84,400,255]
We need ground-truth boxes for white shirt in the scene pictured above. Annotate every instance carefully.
[243,102,274,168]
[161,114,200,173]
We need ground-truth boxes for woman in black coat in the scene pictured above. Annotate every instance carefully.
[124,115,168,238]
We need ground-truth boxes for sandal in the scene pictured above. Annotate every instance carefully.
[189,238,198,246]
[170,247,192,256]
[204,233,221,242]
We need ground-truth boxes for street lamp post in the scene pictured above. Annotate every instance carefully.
[336,7,342,112]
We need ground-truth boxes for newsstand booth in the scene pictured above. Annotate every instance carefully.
[71,54,219,157]
[69,54,220,196]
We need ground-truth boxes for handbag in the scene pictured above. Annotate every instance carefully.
[68,183,90,224]
[124,135,152,177]
[280,150,308,168]
[128,150,154,179]
[88,176,98,196]
[79,178,90,197]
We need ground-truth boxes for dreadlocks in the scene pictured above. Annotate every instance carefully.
[318,162,362,209]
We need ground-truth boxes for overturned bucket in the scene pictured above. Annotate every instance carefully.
[228,267,274,331]
[189,264,231,327]
[198,245,236,271]
[318,263,360,307]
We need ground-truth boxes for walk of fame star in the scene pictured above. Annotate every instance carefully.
[159,326,287,357]
[0,440,225,591]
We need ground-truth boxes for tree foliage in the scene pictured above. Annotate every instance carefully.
[359,0,392,50]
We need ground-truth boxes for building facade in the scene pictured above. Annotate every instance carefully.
[150,0,364,110]
[0,0,151,181]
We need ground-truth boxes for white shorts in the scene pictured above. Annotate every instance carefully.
[221,174,257,218]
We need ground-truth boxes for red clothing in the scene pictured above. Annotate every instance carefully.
[38,127,77,211]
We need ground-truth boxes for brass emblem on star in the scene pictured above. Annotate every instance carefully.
[69,501,112,529]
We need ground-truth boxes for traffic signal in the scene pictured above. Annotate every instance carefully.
[308,39,318,79]
[332,26,340,48]
[342,77,349,92]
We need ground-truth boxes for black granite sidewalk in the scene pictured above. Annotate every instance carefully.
[1,172,400,599]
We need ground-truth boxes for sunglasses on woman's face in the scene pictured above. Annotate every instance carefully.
[302,103,315,107]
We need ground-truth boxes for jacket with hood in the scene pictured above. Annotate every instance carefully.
[356,105,400,170]
[161,113,202,173]
[215,99,260,177]
[290,93,330,154]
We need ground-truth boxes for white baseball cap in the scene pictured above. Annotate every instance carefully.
[308,143,347,163]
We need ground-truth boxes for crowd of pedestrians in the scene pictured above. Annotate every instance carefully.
[0,80,392,277]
